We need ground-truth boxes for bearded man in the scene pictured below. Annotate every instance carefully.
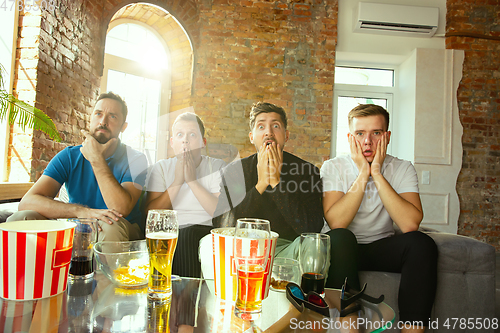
[8,92,148,241]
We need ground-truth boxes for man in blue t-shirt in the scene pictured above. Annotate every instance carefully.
[7,92,148,241]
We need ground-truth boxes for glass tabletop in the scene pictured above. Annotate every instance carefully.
[0,272,394,333]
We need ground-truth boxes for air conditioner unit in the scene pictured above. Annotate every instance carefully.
[354,2,439,37]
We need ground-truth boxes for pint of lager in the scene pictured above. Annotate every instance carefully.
[235,263,266,312]
[146,210,179,300]
[233,218,271,319]
[147,297,172,333]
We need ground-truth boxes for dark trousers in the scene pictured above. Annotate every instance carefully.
[172,224,212,278]
[325,228,438,324]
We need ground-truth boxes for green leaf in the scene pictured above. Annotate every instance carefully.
[0,63,61,142]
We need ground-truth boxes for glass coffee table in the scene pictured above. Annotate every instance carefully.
[0,272,394,332]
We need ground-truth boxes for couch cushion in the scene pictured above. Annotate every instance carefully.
[0,201,19,223]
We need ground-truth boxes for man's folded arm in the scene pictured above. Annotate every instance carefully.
[91,155,144,217]
[18,175,85,218]
[98,151,148,218]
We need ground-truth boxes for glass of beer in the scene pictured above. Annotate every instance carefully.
[147,298,172,333]
[233,218,271,319]
[146,209,178,300]
[299,233,330,295]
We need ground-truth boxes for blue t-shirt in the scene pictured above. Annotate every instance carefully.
[43,142,148,225]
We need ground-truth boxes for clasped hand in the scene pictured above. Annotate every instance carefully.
[349,132,389,177]
[173,149,197,186]
[77,208,123,231]
[257,142,283,189]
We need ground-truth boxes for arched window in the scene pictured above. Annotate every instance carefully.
[101,20,171,164]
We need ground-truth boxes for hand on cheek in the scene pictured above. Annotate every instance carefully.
[349,134,370,177]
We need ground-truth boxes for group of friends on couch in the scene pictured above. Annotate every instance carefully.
[6,92,437,332]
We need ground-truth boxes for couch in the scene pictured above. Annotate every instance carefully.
[360,230,496,332]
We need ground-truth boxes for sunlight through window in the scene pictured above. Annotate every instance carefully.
[105,23,168,70]
[107,70,161,163]
[335,67,393,87]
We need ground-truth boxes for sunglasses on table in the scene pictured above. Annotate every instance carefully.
[286,282,330,317]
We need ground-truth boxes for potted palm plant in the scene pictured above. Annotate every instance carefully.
[0,63,61,141]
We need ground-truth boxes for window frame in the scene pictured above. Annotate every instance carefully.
[331,65,397,159]
[100,19,172,162]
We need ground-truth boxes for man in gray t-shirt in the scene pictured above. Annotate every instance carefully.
[320,104,437,332]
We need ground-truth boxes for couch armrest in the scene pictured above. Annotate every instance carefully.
[424,232,496,321]
[425,232,495,273]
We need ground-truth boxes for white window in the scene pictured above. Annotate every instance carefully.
[332,66,395,158]
[101,21,171,164]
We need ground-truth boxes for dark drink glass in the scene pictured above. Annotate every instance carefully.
[69,256,93,276]
[69,218,98,279]
[301,272,325,295]
[299,233,330,295]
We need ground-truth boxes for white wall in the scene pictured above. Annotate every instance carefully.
[336,0,446,65]
[394,50,416,163]
[413,49,464,234]
[0,9,18,182]
[334,0,464,233]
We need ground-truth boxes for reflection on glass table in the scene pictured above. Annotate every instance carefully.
[0,272,394,333]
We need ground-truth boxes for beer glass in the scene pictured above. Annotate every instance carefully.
[146,209,178,300]
[233,218,271,319]
[69,218,98,279]
[299,233,330,295]
[147,298,172,333]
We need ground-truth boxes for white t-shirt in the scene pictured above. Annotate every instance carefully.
[320,155,419,244]
[147,156,226,226]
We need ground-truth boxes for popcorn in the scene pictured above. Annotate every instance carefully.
[113,258,149,285]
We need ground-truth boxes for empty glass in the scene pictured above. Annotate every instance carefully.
[270,257,301,292]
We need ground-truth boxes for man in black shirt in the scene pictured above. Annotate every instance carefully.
[213,102,324,257]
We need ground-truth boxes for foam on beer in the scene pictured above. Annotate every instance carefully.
[146,231,177,239]
[213,228,269,239]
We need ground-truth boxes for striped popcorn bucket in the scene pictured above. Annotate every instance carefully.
[0,290,67,332]
[0,298,34,332]
[0,220,76,301]
[211,228,278,302]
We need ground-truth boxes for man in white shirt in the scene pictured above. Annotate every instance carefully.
[320,104,437,333]
[146,112,225,277]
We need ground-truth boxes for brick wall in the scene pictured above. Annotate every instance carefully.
[193,0,337,165]
[446,0,500,250]
[12,0,335,181]
[24,0,106,180]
